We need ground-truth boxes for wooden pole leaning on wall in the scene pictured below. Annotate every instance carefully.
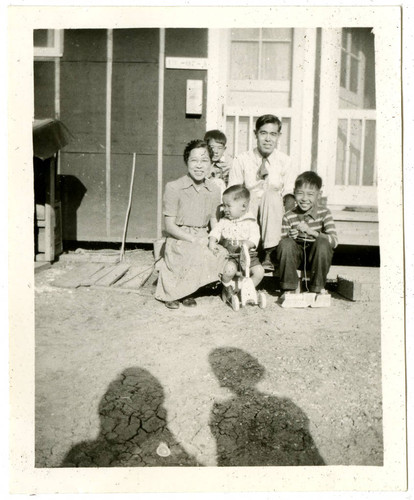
[119,152,136,262]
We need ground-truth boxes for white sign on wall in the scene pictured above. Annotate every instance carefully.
[165,57,208,70]
[186,80,203,115]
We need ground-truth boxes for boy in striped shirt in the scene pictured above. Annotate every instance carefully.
[276,171,338,295]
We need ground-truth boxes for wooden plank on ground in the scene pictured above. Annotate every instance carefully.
[113,266,150,287]
[93,264,130,287]
[52,263,105,288]
[59,253,120,264]
[120,267,154,290]
[78,264,107,286]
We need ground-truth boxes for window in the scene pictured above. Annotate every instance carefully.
[335,28,376,188]
[339,28,376,110]
[229,28,292,93]
[34,29,64,58]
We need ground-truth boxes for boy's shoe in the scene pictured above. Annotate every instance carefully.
[311,289,331,308]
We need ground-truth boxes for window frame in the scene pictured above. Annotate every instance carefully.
[34,29,64,59]
[229,28,293,90]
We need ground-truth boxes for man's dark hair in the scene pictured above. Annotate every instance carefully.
[223,184,250,202]
[294,171,323,191]
[255,114,282,133]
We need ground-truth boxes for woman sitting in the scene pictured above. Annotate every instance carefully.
[155,139,228,309]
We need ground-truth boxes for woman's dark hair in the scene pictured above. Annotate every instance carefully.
[255,114,282,133]
[183,139,213,164]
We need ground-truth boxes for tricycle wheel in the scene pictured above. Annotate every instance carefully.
[258,292,267,309]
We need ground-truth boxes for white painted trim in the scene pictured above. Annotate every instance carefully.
[206,29,226,131]
[34,29,64,58]
[289,28,307,172]
[299,28,316,173]
[157,29,165,240]
[105,29,113,238]
[338,109,376,119]
[226,106,293,118]
[317,28,342,197]
[344,118,351,186]
[359,119,366,186]
[248,115,254,150]
[229,80,290,93]
[330,185,378,206]
[234,115,239,156]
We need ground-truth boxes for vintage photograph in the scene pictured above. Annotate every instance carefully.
[8,5,406,495]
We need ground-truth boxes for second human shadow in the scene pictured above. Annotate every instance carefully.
[208,347,325,466]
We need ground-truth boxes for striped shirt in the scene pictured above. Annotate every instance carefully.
[281,205,338,248]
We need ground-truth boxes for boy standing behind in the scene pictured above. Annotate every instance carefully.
[277,171,338,295]
[204,130,231,186]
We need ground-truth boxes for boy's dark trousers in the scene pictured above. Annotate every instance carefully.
[276,236,333,293]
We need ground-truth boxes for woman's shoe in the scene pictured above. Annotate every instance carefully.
[182,297,197,307]
[165,300,180,309]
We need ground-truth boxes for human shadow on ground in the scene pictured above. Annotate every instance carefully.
[61,367,199,467]
[208,347,325,466]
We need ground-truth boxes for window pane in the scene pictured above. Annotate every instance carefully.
[230,42,259,80]
[340,49,347,88]
[279,118,291,155]
[363,120,376,186]
[351,31,360,56]
[350,57,359,93]
[226,116,235,158]
[231,28,259,40]
[341,29,348,49]
[262,28,292,41]
[261,42,292,81]
[336,120,347,185]
[34,29,51,47]
[348,120,362,185]
[237,117,250,154]
[339,28,376,110]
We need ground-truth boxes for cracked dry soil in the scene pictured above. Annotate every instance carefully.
[35,250,383,467]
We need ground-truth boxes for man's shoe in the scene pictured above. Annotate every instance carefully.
[182,297,197,307]
[165,300,180,309]
[262,249,275,271]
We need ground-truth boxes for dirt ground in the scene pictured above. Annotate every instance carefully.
[35,249,383,468]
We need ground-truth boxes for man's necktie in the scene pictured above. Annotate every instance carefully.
[258,156,269,180]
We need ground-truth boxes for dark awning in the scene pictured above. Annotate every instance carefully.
[33,118,72,160]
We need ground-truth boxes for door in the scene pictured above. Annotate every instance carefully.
[318,28,377,207]
[207,28,317,177]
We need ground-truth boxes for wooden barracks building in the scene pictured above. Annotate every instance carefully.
[33,28,378,256]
